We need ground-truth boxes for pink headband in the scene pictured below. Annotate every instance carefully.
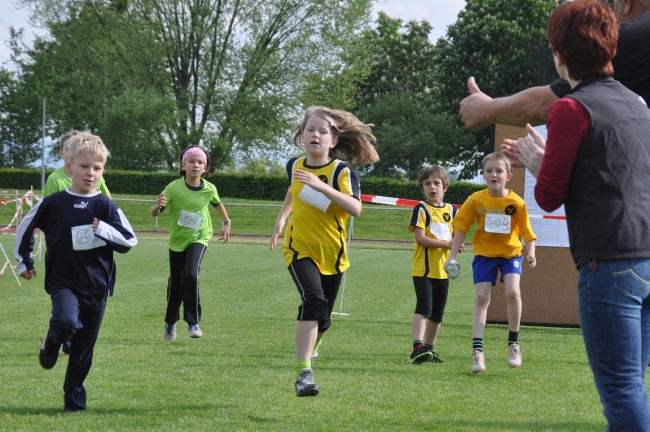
[182,147,207,166]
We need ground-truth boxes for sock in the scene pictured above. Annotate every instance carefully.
[296,360,311,377]
[413,340,423,351]
[313,339,322,356]
[508,331,519,345]
[473,338,483,352]
[423,343,434,351]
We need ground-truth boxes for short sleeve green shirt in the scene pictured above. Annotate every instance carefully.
[43,166,110,197]
[163,178,221,252]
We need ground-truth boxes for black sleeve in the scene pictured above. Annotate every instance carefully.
[285,157,298,179]
[409,203,428,228]
[333,163,361,200]
[550,79,572,98]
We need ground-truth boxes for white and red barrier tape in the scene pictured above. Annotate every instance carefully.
[360,194,462,209]
[360,193,564,221]
[1,190,43,283]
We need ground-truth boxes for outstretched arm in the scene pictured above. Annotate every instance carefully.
[445,230,468,270]
[460,77,559,131]
[150,193,166,216]
[524,239,537,268]
[213,202,231,243]
[270,192,292,250]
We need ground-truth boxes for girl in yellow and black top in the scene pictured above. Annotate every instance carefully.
[408,166,462,365]
[150,146,231,342]
[270,106,379,397]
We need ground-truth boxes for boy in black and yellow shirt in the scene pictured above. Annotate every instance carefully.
[408,166,461,364]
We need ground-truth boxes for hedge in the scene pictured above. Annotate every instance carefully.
[0,169,485,205]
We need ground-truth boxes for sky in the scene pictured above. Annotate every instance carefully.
[0,0,467,65]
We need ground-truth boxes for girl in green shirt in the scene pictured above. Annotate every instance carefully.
[150,146,230,341]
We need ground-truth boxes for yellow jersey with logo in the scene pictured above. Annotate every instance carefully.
[452,189,536,259]
[282,157,360,275]
[408,202,457,278]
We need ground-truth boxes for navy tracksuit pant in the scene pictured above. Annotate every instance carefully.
[49,288,106,411]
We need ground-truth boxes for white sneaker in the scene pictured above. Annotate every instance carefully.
[310,351,318,369]
[188,324,203,338]
[508,343,522,368]
[164,323,176,342]
[472,349,486,374]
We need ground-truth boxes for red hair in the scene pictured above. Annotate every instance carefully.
[547,0,618,80]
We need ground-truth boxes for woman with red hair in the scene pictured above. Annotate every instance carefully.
[519,0,650,429]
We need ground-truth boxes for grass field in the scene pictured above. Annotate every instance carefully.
[0,232,624,431]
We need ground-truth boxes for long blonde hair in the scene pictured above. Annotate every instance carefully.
[291,106,379,166]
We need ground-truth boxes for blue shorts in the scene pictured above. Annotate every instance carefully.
[472,255,523,286]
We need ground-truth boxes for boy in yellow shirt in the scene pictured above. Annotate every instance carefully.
[447,152,536,373]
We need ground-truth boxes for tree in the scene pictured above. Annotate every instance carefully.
[15,0,374,171]
[0,36,43,168]
[354,13,474,180]
[435,0,559,178]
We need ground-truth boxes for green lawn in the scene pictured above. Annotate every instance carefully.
[0,191,477,243]
[0,234,619,431]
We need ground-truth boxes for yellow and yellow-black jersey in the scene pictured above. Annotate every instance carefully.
[453,189,536,259]
[282,157,360,275]
[409,201,457,278]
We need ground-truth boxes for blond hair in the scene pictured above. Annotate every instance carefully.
[482,152,511,173]
[68,132,110,164]
[291,106,380,166]
[60,130,81,150]
[417,165,450,191]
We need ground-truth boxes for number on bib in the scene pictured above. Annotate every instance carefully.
[71,224,107,251]
[178,209,202,230]
[484,214,511,234]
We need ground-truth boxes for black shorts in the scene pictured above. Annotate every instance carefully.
[288,258,343,333]
[413,276,449,323]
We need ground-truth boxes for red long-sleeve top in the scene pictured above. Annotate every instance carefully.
[535,98,591,212]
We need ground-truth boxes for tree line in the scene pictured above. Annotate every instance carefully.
[0,0,559,180]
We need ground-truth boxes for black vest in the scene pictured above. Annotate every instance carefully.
[564,76,650,267]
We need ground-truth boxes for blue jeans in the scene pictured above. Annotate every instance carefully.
[578,259,650,432]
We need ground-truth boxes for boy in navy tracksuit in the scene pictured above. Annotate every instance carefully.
[15,132,137,412]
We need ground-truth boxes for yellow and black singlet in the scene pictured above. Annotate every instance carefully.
[282,157,360,275]
[409,202,457,278]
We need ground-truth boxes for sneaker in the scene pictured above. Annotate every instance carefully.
[295,369,319,397]
[430,351,443,363]
[188,324,202,338]
[39,333,59,369]
[310,351,318,369]
[508,343,522,368]
[410,346,434,364]
[472,349,486,374]
[164,323,176,341]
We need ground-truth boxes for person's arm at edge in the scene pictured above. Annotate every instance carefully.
[270,192,292,250]
[460,77,559,131]
[524,239,536,267]
[445,230,467,270]
[213,202,230,243]
[534,99,589,212]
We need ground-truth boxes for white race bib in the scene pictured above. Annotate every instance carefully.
[178,209,202,230]
[71,224,106,251]
[298,185,331,213]
[484,214,512,234]
[430,222,452,240]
